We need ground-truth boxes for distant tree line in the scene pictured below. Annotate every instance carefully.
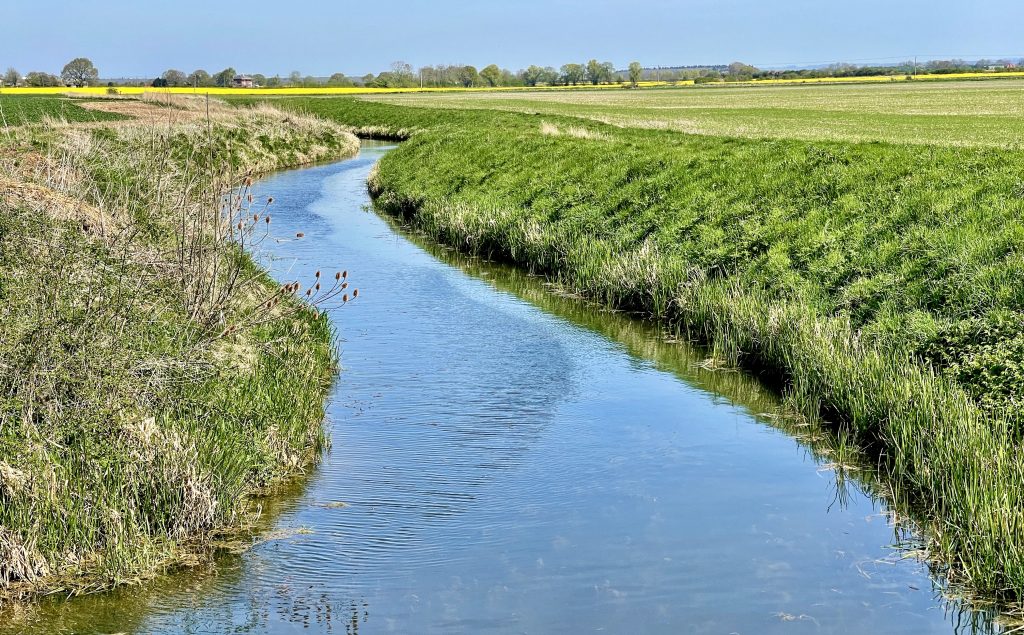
[4,56,1023,91]
[747,58,1023,81]
[1,57,100,87]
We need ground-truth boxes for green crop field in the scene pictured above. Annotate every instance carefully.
[360,79,1024,146]
[0,95,127,126]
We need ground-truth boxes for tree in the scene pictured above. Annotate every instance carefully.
[584,60,615,84]
[252,73,267,87]
[152,77,168,87]
[540,67,560,86]
[628,61,643,88]
[265,75,282,88]
[390,61,415,86]
[187,69,211,87]
[521,65,544,86]
[61,57,99,87]
[360,73,375,86]
[302,75,319,87]
[480,64,502,87]
[560,63,585,86]
[457,65,479,87]
[327,73,353,87]
[2,67,19,87]
[162,69,187,86]
[288,70,302,86]
[25,71,61,87]
[726,61,758,79]
[214,67,236,87]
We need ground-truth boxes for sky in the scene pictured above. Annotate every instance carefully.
[3,0,1023,78]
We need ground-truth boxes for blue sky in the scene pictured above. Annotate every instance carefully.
[3,0,1022,77]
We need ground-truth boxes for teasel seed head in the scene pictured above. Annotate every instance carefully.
[296,232,304,238]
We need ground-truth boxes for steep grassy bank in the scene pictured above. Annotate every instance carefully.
[0,103,359,601]
[262,97,1024,605]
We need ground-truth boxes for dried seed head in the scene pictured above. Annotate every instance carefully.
[265,215,271,224]
[315,270,321,278]
[342,294,349,302]
[352,289,359,298]
[237,221,243,230]
[341,282,348,290]
[247,193,253,203]
[253,214,259,222]
[342,270,348,279]
[296,232,305,238]
[335,271,341,280]
[315,282,321,290]
[306,289,312,297]
[244,177,254,186]
[267,196,274,204]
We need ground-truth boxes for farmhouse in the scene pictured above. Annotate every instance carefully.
[232,75,255,88]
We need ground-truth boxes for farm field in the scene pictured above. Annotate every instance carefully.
[0,95,127,126]
[363,79,1024,146]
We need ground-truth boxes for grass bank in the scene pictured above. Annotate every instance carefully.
[0,98,359,601]
[261,96,1024,606]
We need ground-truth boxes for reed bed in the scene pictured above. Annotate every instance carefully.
[0,103,358,602]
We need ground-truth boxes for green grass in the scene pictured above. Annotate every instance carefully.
[0,96,127,126]
[360,79,1024,147]
[253,94,1024,607]
[0,106,358,600]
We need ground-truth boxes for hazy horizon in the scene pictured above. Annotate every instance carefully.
[3,0,1023,77]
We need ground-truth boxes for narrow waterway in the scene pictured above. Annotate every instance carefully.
[8,142,1001,634]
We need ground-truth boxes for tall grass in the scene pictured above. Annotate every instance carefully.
[0,104,358,601]
[283,96,1024,606]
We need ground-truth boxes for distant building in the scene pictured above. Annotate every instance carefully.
[232,75,255,88]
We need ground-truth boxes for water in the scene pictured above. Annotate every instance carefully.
[6,142,1001,634]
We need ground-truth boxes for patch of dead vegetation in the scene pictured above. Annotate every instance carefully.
[539,121,610,141]
[0,175,111,234]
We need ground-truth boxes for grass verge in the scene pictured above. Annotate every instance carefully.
[0,101,358,601]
